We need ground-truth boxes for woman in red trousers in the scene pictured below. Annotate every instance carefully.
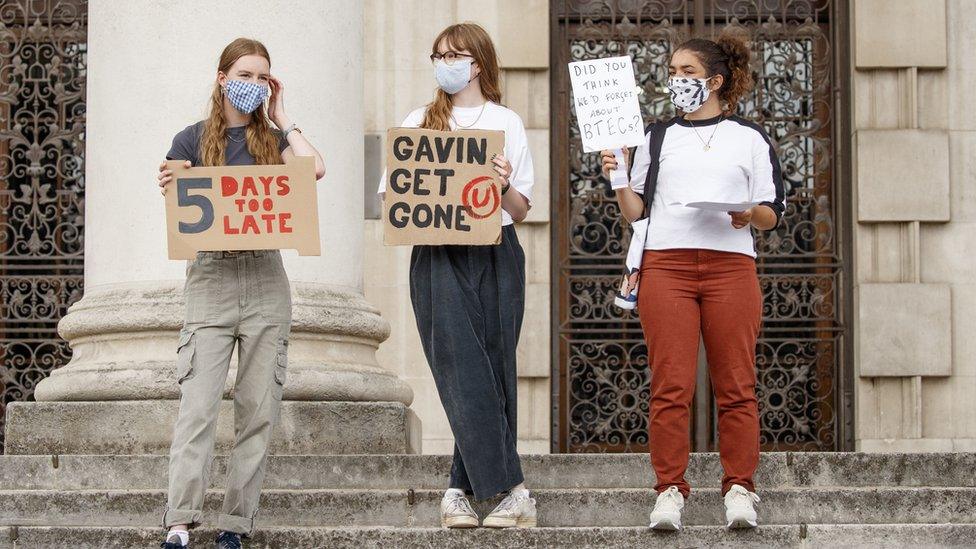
[602,32,784,531]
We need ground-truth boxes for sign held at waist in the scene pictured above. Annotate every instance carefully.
[164,156,320,259]
[383,127,505,246]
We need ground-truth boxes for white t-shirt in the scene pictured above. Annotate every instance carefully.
[377,102,534,226]
[628,114,785,258]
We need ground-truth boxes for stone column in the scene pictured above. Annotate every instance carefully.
[6,0,417,455]
[852,0,953,452]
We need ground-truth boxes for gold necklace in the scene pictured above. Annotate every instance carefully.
[686,117,720,151]
[451,102,488,129]
[226,127,246,143]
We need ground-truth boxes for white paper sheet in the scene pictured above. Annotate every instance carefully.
[682,201,762,212]
[608,148,629,189]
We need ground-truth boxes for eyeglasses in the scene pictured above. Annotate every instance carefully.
[429,51,475,66]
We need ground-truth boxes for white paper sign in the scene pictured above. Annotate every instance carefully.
[569,56,646,153]
[682,201,762,212]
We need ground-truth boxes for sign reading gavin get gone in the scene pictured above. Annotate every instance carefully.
[383,127,504,246]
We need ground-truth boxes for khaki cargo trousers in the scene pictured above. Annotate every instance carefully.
[163,250,291,535]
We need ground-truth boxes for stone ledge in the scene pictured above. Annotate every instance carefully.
[3,452,975,491]
[5,525,976,549]
[858,437,976,453]
[4,401,421,456]
[2,486,975,528]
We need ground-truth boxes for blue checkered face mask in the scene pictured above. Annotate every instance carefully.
[434,58,474,95]
[224,79,268,114]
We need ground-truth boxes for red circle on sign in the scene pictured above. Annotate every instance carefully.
[461,176,501,220]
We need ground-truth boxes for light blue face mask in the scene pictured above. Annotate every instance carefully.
[434,58,475,95]
[224,79,268,114]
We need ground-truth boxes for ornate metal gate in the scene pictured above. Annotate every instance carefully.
[0,0,87,451]
[552,0,853,452]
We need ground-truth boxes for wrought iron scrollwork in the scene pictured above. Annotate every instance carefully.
[0,0,87,451]
[555,0,845,452]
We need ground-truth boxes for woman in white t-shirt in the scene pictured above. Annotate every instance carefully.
[378,23,536,529]
[602,33,785,532]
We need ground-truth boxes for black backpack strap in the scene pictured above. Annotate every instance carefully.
[641,120,670,216]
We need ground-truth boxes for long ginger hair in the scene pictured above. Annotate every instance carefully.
[421,23,502,131]
[200,38,281,166]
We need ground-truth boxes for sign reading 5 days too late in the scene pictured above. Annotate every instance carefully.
[164,156,321,259]
[383,127,504,246]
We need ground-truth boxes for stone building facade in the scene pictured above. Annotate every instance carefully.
[362,0,976,454]
[853,0,975,452]
[0,0,973,457]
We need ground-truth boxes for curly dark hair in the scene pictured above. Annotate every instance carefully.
[675,32,754,114]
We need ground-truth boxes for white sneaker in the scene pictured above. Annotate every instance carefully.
[724,484,760,529]
[440,489,479,528]
[482,489,537,528]
[648,486,684,531]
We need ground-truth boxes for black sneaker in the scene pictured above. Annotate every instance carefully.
[214,531,243,549]
[160,533,188,548]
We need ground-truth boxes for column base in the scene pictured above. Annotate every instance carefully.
[4,401,421,455]
[34,281,413,405]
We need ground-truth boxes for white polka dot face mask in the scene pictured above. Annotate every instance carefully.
[667,76,714,113]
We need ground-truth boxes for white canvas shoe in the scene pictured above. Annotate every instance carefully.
[482,489,537,528]
[440,489,479,528]
[724,484,760,529]
[648,486,684,531]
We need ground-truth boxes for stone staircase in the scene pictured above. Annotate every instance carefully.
[1,453,975,548]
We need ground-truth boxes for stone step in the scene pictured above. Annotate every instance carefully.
[4,401,420,455]
[1,452,973,491]
[1,487,974,528]
[3,525,976,549]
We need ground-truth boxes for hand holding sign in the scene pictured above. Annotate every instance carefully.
[158,160,191,195]
[164,156,320,259]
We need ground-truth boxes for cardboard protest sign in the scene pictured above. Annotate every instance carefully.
[568,55,646,153]
[164,156,320,259]
[383,127,505,246]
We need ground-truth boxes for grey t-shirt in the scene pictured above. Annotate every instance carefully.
[166,120,289,166]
